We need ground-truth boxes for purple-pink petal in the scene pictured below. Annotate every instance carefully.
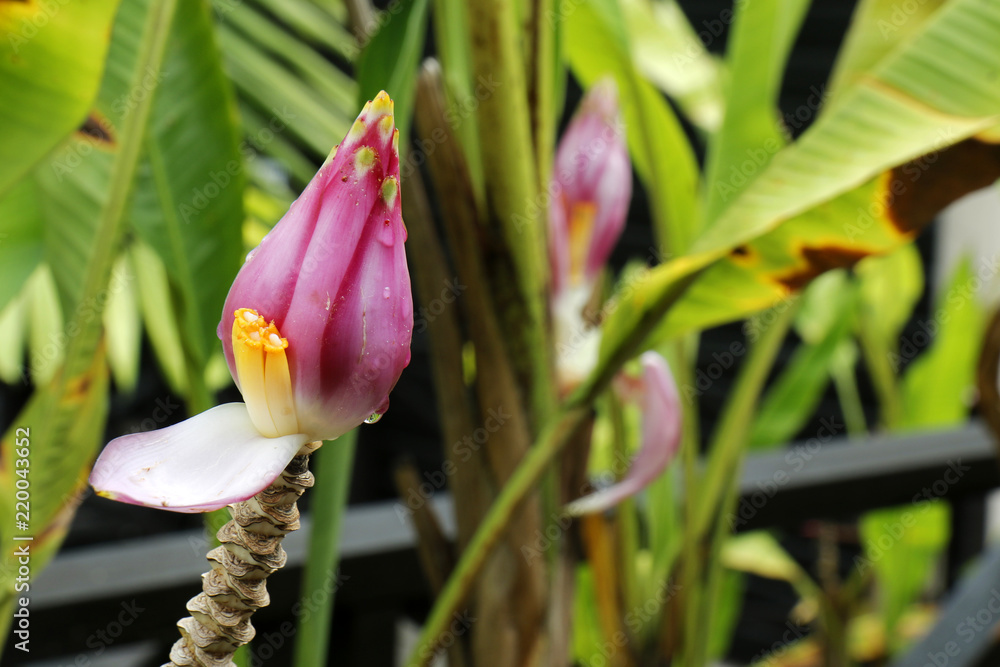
[89,404,311,513]
[549,78,631,293]
[567,351,681,515]
[217,93,413,441]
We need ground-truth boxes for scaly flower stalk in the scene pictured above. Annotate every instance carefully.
[166,448,317,667]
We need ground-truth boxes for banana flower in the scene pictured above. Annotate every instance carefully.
[90,92,413,513]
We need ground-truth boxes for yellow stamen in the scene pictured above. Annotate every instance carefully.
[568,201,597,285]
[232,308,299,438]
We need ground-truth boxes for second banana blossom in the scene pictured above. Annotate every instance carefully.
[90,91,413,513]
[548,80,680,513]
[550,78,632,393]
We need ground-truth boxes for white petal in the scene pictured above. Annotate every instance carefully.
[567,352,682,515]
[90,403,311,513]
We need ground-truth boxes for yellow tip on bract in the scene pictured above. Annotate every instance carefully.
[321,144,339,169]
[232,308,299,438]
[378,114,394,141]
[355,146,377,175]
[371,91,394,117]
[381,176,399,208]
[349,117,366,141]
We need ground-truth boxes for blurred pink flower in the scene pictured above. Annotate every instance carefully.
[549,78,632,392]
[549,78,631,296]
[567,351,681,515]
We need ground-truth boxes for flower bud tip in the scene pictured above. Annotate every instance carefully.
[371,90,394,117]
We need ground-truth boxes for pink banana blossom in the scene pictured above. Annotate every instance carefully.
[90,92,413,513]
[549,78,632,393]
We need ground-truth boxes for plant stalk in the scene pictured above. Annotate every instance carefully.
[166,443,320,666]
[293,434,356,667]
[683,302,797,665]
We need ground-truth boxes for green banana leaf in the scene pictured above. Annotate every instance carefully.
[0,179,44,312]
[701,0,810,223]
[0,0,247,642]
[620,0,723,133]
[128,0,245,399]
[0,0,122,195]
[600,0,1000,367]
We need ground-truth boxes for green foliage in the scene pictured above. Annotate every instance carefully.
[860,258,985,652]
[620,0,722,133]
[0,0,122,196]
[0,0,245,641]
[2,0,998,664]
[0,0,181,635]
[356,0,431,149]
[701,0,809,223]
[129,0,246,397]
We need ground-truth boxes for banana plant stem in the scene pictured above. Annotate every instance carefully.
[404,407,588,667]
[684,303,797,665]
[293,432,357,667]
[857,320,902,429]
[692,301,799,542]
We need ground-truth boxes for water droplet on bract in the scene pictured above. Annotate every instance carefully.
[383,286,391,299]
[364,412,382,424]
[378,219,394,246]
